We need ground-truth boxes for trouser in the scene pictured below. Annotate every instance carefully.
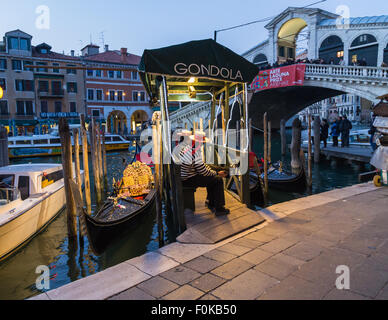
[333,136,339,147]
[342,132,350,147]
[182,175,225,209]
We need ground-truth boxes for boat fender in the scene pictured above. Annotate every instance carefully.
[374,175,382,187]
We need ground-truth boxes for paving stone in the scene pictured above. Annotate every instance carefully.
[126,251,179,276]
[217,243,252,256]
[261,222,290,236]
[255,253,305,280]
[323,288,371,300]
[183,256,223,274]
[260,238,299,254]
[258,275,332,300]
[190,273,226,292]
[211,258,254,280]
[283,241,325,261]
[212,269,279,300]
[232,237,264,249]
[350,262,388,298]
[376,284,388,300]
[368,252,388,272]
[109,287,156,300]
[356,224,388,240]
[163,285,204,300]
[338,234,386,256]
[292,247,366,286]
[160,266,201,285]
[28,293,50,300]
[158,243,216,264]
[240,248,274,265]
[203,249,238,263]
[244,230,278,243]
[199,294,220,300]
[137,276,179,298]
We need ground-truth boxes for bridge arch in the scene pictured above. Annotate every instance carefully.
[384,43,388,64]
[253,53,268,67]
[348,33,379,66]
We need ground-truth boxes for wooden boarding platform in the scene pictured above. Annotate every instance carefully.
[177,188,265,245]
[301,144,372,163]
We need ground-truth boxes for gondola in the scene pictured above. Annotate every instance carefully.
[82,190,156,255]
[230,174,265,206]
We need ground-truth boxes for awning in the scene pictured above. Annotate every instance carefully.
[139,39,259,103]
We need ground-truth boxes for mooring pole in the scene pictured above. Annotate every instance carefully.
[59,118,77,238]
[0,126,9,167]
[102,131,108,192]
[313,117,321,164]
[308,115,313,188]
[90,119,102,206]
[263,112,269,198]
[280,119,286,157]
[72,128,83,202]
[291,118,302,175]
[268,120,272,165]
[80,115,91,215]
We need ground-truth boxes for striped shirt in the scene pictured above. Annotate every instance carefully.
[176,142,217,181]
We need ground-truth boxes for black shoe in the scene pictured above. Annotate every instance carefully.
[213,207,230,216]
[205,200,215,211]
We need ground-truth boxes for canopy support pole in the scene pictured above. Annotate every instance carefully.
[241,83,251,207]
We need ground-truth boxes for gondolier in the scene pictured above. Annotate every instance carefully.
[176,130,230,216]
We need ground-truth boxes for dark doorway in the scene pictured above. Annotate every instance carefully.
[348,34,378,66]
[319,35,344,64]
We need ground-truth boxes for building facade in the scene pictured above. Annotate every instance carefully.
[82,44,152,134]
[0,30,85,135]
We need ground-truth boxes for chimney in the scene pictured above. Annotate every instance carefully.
[120,48,127,63]
[71,50,75,57]
[105,44,109,52]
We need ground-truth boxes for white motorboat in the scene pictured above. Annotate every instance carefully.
[303,129,371,147]
[0,163,83,261]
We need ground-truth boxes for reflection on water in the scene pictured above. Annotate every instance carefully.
[0,129,370,300]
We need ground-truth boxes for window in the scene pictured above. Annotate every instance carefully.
[352,54,358,64]
[0,101,8,115]
[288,47,294,58]
[131,71,138,80]
[8,37,19,49]
[108,70,114,78]
[95,70,102,77]
[87,89,94,100]
[117,91,123,101]
[18,176,30,200]
[12,60,22,70]
[109,90,115,101]
[52,81,62,95]
[41,101,48,113]
[16,101,24,115]
[132,91,138,102]
[0,78,6,91]
[15,140,31,145]
[104,136,112,142]
[66,64,76,74]
[116,71,122,78]
[25,101,33,115]
[50,138,61,144]
[140,92,145,101]
[38,81,49,92]
[40,48,48,54]
[96,89,103,101]
[52,63,60,73]
[92,109,100,117]
[279,46,285,57]
[0,59,7,70]
[70,102,76,113]
[41,170,63,189]
[67,82,77,93]
[34,139,48,145]
[36,62,48,73]
[20,38,30,51]
[87,70,93,77]
[15,80,34,92]
[23,61,33,71]
[55,101,62,113]
[337,51,344,58]
[15,80,23,91]
[112,136,122,142]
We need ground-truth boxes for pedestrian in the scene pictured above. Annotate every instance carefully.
[329,57,335,65]
[341,115,352,147]
[320,119,329,148]
[330,120,340,147]
[369,115,377,151]
[311,116,315,145]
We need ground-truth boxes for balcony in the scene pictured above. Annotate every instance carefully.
[38,89,64,98]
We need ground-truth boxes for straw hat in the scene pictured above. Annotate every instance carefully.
[176,129,192,137]
[189,131,210,143]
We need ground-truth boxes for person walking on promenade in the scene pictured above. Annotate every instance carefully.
[330,120,340,147]
[369,115,377,152]
[341,116,352,148]
[320,119,329,148]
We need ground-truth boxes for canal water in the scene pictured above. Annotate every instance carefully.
[0,128,371,300]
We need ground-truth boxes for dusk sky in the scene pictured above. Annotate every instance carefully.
[1,0,387,57]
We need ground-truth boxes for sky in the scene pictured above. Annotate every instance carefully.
[0,0,387,57]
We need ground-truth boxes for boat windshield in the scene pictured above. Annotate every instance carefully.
[0,174,19,205]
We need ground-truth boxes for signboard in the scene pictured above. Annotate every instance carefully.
[251,64,306,92]
[40,112,79,119]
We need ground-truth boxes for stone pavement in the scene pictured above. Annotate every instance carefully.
[31,182,388,300]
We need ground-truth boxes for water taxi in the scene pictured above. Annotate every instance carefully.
[8,131,131,159]
[0,163,83,261]
[303,129,371,147]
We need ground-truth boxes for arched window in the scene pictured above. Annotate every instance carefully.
[384,43,388,65]
[253,53,268,66]
[349,34,378,66]
[319,35,344,64]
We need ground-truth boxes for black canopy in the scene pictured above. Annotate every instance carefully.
[139,39,259,102]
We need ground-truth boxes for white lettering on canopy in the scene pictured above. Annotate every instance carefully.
[174,63,243,81]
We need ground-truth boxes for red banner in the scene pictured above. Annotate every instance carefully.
[251,64,306,92]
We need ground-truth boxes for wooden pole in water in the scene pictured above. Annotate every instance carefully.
[90,119,102,206]
[96,126,104,199]
[280,119,286,157]
[102,131,108,192]
[0,126,9,167]
[58,118,77,238]
[80,115,91,215]
[291,118,302,174]
[248,118,252,152]
[308,115,313,188]
[268,120,272,164]
[263,112,269,197]
[313,116,321,164]
[72,128,83,202]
